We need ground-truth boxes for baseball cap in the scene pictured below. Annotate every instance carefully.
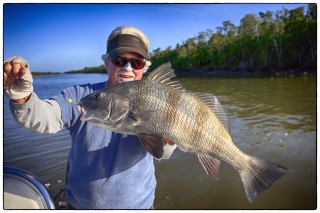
[107,34,148,59]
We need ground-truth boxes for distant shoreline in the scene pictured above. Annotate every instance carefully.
[177,69,316,78]
[153,68,317,78]
[33,68,316,78]
[32,72,62,76]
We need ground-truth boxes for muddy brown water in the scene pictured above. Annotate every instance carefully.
[3,74,317,209]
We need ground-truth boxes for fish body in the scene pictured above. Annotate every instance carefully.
[78,62,288,203]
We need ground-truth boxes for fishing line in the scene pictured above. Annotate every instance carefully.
[31,74,76,105]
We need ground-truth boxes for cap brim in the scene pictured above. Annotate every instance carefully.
[109,47,147,59]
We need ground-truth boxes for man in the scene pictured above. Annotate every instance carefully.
[4,26,175,209]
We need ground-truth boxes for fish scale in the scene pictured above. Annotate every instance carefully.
[78,62,289,203]
[139,79,245,168]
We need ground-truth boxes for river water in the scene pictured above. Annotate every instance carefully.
[3,73,317,209]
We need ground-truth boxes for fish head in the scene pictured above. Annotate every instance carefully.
[78,89,131,130]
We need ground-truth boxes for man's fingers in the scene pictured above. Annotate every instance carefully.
[4,56,30,79]
[16,66,29,79]
[4,63,12,74]
[4,72,16,87]
[4,63,16,84]
[4,62,29,88]
[11,63,23,79]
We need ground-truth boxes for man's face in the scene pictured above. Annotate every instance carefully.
[106,52,145,86]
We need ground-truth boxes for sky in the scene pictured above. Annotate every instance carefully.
[3,2,309,72]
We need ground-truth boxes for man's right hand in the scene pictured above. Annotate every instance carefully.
[4,56,33,103]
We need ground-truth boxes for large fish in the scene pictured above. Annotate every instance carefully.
[78,62,289,203]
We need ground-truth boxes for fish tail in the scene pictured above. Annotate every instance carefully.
[239,156,289,203]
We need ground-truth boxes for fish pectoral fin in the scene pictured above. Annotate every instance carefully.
[129,110,157,126]
[138,134,164,160]
[197,154,221,180]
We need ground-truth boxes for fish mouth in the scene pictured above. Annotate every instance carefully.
[78,104,89,120]
[77,103,109,127]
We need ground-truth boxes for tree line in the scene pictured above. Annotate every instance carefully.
[149,4,316,74]
[63,4,316,76]
[64,64,106,74]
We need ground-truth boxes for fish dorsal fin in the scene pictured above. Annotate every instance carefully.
[191,92,230,133]
[148,62,185,91]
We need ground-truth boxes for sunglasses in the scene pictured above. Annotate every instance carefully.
[111,55,146,70]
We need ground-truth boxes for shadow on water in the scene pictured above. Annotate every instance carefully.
[3,74,317,209]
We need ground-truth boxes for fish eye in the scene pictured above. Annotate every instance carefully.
[95,93,102,100]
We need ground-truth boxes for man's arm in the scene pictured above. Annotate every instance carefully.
[4,56,64,134]
[9,92,64,134]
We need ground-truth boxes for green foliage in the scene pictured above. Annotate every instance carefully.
[62,4,316,75]
[32,72,62,76]
[149,4,317,73]
[64,65,106,74]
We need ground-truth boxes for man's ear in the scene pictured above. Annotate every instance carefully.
[105,60,110,74]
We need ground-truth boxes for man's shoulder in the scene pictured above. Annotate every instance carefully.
[51,81,106,106]
[77,81,107,91]
[63,81,107,96]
